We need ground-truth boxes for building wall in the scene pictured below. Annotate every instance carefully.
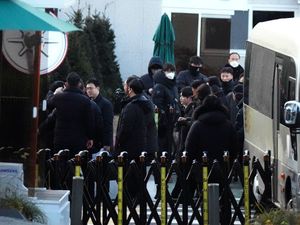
[65,0,300,80]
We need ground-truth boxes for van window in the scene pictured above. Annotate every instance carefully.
[245,43,274,117]
[277,56,296,124]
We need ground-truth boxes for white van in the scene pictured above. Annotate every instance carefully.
[244,18,300,209]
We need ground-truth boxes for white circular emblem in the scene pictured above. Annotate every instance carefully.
[2,30,68,75]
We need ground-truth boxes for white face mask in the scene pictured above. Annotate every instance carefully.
[165,72,175,80]
[229,60,239,68]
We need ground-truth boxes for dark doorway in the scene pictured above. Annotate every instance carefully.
[172,13,198,73]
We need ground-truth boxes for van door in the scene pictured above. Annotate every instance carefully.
[272,58,283,203]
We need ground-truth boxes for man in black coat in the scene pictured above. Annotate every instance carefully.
[185,95,237,225]
[86,78,114,151]
[140,56,163,96]
[176,86,195,154]
[186,95,237,162]
[115,75,156,160]
[220,66,236,95]
[50,72,94,157]
[176,56,208,92]
[152,63,180,157]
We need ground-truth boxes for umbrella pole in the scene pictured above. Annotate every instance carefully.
[28,31,42,190]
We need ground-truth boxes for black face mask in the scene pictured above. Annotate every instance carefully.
[189,65,200,75]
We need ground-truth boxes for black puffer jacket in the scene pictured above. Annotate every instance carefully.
[152,71,179,112]
[176,69,208,92]
[186,96,237,163]
[93,94,114,147]
[115,94,156,159]
[140,56,163,96]
[51,87,93,155]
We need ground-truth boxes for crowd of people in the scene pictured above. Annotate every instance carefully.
[39,53,244,225]
[39,52,245,164]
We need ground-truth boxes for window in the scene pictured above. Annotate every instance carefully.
[200,18,230,51]
[277,54,296,124]
[247,43,275,117]
[200,18,231,75]
[172,13,198,72]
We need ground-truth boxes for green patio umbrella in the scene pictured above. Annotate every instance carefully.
[0,0,80,188]
[0,0,79,32]
[153,13,175,64]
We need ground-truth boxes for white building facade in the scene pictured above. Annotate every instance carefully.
[66,0,300,80]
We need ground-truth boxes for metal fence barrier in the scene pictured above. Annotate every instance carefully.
[0,147,273,225]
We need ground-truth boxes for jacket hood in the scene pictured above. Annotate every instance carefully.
[193,96,229,121]
[153,70,176,89]
[196,110,228,125]
[148,56,163,74]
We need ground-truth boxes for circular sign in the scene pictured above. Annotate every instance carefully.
[2,30,68,75]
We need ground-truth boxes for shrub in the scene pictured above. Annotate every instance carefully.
[0,195,47,224]
[252,208,299,225]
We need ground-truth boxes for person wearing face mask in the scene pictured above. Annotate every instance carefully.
[140,56,163,97]
[152,63,180,158]
[224,52,244,82]
[176,56,208,93]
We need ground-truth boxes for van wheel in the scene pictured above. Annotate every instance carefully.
[285,177,292,209]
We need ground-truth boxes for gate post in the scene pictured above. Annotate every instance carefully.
[139,152,147,224]
[202,152,209,225]
[160,151,167,225]
[243,153,250,225]
[181,151,188,224]
[208,183,219,225]
[71,176,84,225]
[117,153,125,225]
[74,154,81,177]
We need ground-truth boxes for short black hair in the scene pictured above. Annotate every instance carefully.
[208,76,221,87]
[220,67,233,75]
[162,63,176,72]
[189,56,203,65]
[49,80,64,92]
[191,80,204,89]
[126,75,144,94]
[196,83,211,101]
[181,86,193,97]
[86,78,100,87]
[66,72,81,87]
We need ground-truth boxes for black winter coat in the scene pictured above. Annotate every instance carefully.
[176,69,208,92]
[50,87,93,155]
[90,100,104,152]
[221,80,235,96]
[140,56,163,96]
[115,94,155,159]
[176,102,195,153]
[185,105,237,163]
[93,94,114,147]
